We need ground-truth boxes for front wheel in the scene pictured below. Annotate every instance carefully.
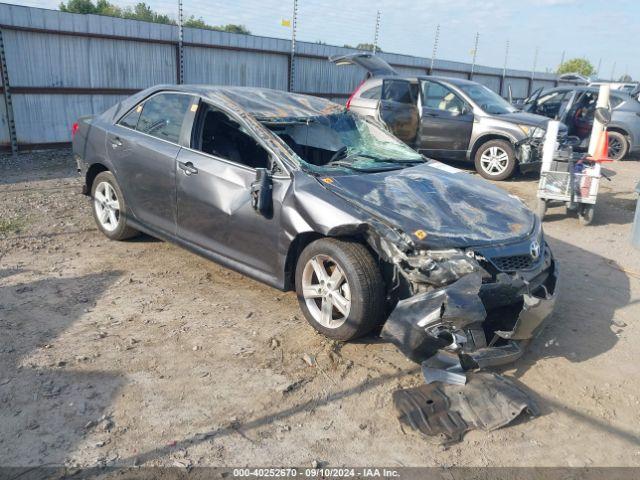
[474,140,517,181]
[295,238,385,341]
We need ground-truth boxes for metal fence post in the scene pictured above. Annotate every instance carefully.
[177,0,184,84]
[429,24,439,75]
[288,0,298,92]
[500,40,509,96]
[0,29,17,154]
[469,32,479,80]
[372,10,381,55]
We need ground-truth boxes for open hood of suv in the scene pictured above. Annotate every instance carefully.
[323,162,535,248]
[329,53,397,77]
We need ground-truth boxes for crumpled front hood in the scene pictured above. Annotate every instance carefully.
[323,162,535,248]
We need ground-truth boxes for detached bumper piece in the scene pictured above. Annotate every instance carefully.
[393,372,538,445]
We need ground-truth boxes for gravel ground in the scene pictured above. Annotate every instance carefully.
[1,149,639,468]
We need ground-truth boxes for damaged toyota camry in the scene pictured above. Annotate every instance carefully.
[73,85,558,367]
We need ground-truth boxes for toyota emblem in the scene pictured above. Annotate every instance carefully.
[530,240,541,260]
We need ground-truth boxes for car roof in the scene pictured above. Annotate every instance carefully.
[370,74,479,87]
[143,85,345,121]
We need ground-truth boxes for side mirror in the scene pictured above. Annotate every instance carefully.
[594,106,611,125]
[250,168,273,217]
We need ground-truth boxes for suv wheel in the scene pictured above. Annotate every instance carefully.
[91,171,139,240]
[474,140,517,180]
[607,131,628,160]
[295,238,385,341]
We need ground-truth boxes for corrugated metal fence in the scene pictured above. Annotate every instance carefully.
[0,3,579,149]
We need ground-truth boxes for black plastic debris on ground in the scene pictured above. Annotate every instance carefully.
[393,372,538,444]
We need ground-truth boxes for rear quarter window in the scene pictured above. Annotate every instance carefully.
[360,84,382,100]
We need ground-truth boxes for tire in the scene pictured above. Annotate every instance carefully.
[91,171,139,240]
[474,139,517,181]
[536,198,547,220]
[578,204,595,225]
[295,238,385,341]
[607,131,628,160]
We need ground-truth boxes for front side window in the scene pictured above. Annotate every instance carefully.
[134,93,192,143]
[192,103,270,170]
[421,81,467,114]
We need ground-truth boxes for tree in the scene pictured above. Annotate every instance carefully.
[214,24,250,34]
[122,2,173,24]
[619,74,633,82]
[557,58,595,77]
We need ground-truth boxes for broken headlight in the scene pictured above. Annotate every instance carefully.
[404,249,480,287]
[518,124,545,138]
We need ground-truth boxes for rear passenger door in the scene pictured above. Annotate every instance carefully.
[107,92,194,236]
[378,79,419,145]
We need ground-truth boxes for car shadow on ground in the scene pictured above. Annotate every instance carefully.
[507,235,628,378]
[0,269,124,466]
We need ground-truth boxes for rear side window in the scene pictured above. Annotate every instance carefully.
[119,104,142,129]
[135,93,193,143]
[382,80,414,104]
[610,95,624,108]
[360,84,382,100]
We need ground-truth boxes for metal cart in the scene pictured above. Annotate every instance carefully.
[536,151,601,225]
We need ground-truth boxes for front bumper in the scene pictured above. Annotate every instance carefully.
[381,249,559,367]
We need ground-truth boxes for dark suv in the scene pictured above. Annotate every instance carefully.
[330,53,561,180]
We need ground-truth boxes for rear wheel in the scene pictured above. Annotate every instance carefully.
[91,171,139,240]
[295,238,385,341]
[474,140,517,180]
[607,131,628,160]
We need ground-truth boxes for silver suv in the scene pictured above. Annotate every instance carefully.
[330,53,562,180]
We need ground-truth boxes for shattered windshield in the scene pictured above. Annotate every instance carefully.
[264,111,424,174]
[459,84,517,114]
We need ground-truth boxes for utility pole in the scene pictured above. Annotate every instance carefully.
[372,10,381,55]
[596,58,602,79]
[429,24,440,74]
[177,0,184,84]
[288,0,298,92]
[469,32,479,79]
[559,50,565,68]
[501,40,509,96]
[531,46,539,81]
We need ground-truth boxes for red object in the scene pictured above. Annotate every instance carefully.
[345,79,365,110]
[71,122,79,140]
[587,128,613,162]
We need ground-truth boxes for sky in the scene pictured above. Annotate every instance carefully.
[11,0,640,79]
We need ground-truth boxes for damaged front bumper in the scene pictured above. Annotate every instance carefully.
[381,247,558,367]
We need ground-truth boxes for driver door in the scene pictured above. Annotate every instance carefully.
[175,100,288,285]
[378,79,419,145]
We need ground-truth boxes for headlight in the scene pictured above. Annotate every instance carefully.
[518,124,545,138]
[406,249,480,287]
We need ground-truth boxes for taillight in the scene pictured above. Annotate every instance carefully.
[346,79,366,110]
[71,122,79,140]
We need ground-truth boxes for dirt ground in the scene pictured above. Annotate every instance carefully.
[1,149,640,468]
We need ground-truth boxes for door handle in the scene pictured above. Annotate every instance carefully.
[109,136,123,149]
[178,161,198,176]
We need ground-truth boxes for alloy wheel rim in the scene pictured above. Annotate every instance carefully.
[94,181,120,232]
[480,146,509,175]
[301,254,351,329]
[608,136,622,159]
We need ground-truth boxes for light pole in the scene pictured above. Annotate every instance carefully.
[429,24,440,74]
[372,10,381,55]
[289,0,298,92]
[469,32,479,80]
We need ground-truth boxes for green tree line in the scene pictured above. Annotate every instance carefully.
[59,0,250,33]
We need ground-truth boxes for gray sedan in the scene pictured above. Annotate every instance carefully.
[72,85,557,366]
